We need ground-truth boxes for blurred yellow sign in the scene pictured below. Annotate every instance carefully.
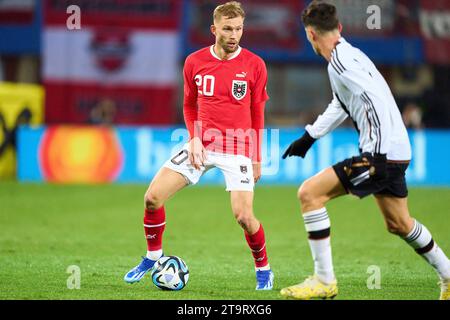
[0,82,44,179]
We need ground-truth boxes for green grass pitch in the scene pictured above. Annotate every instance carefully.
[0,181,448,300]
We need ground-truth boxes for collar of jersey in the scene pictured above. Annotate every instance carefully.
[336,37,347,47]
[331,37,347,57]
[210,45,242,61]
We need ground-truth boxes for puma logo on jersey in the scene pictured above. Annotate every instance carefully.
[236,72,247,78]
[146,234,157,239]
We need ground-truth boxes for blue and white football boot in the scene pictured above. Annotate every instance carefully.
[255,269,274,290]
[124,256,158,284]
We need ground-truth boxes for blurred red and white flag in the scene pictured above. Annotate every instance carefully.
[419,0,450,64]
[0,0,34,24]
[43,0,181,125]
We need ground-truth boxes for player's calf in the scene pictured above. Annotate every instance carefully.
[401,219,450,295]
[231,191,273,289]
[302,208,336,285]
[143,207,166,260]
[244,224,273,290]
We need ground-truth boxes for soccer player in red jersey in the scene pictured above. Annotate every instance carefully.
[124,1,274,290]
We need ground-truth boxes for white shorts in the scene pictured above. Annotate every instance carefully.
[163,144,254,192]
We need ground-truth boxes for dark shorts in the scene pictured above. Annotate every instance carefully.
[333,154,409,199]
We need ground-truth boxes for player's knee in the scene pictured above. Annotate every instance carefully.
[298,182,314,205]
[234,210,255,231]
[386,219,412,237]
[298,180,329,210]
[144,190,163,210]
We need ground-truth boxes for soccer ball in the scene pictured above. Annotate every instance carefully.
[151,256,189,291]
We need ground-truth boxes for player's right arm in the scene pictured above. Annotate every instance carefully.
[183,56,198,139]
[182,56,206,170]
[282,93,348,159]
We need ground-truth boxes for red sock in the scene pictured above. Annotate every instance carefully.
[143,207,166,251]
[245,224,269,268]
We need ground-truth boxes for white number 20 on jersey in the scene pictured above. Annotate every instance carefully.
[195,75,215,96]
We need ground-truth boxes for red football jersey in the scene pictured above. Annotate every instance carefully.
[183,45,269,161]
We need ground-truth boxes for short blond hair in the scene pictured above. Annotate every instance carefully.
[213,1,245,22]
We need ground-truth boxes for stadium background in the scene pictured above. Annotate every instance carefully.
[0,0,449,300]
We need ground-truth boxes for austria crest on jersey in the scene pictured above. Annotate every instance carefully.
[232,80,247,100]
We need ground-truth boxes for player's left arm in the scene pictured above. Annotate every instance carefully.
[250,57,269,183]
[251,101,265,183]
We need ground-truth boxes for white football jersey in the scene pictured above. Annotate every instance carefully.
[305,37,411,161]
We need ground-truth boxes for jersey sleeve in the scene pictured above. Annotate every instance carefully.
[305,93,348,139]
[250,101,265,163]
[251,57,269,105]
[183,56,198,139]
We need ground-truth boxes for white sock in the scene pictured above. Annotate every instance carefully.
[146,249,163,261]
[423,245,450,280]
[404,220,450,280]
[303,208,335,284]
[308,238,335,284]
